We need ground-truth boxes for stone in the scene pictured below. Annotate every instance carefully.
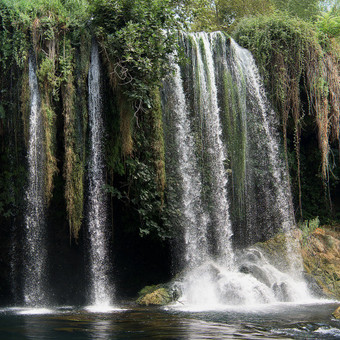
[137,287,172,306]
[332,306,340,319]
[301,228,340,299]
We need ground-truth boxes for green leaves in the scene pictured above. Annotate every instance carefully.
[92,0,178,109]
[316,11,340,38]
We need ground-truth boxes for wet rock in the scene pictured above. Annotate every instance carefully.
[137,287,172,306]
[239,264,271,287]
[272,282,289,302]
[202,262,221,280]
[253,233,292,272]
[303,272,327,298]
[254,227,340,299]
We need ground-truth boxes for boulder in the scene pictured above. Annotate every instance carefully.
[136,284,181,306]
[239,264,271,287]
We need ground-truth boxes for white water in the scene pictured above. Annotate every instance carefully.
[163,59,210,268]
[23,57,47,306]
[229,39,295,234]
[227,39,302,274]
[191,32,234,266]
[164,33,312,308]
[88,41,113,306]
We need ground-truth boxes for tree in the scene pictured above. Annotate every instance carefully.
[176,0,274,31]
[271,0,320,20]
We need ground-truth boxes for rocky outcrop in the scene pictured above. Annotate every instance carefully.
[254,226,340,299]
[301,228,340,299]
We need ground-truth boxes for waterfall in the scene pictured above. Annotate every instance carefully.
[191,33,233,266]
[87,41,113,306]
[23,56,47,306]
[163,32,310,307]
[225,39,301,273]
[226,38,295,245]
[163,59,210,269]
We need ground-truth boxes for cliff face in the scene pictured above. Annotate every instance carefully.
[301,227,340,300]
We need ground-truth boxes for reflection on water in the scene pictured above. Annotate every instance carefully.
[0,303,338,339]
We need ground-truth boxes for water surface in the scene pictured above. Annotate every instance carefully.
[0,302,339,339]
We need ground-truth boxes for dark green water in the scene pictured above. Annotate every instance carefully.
[0,302,339,339]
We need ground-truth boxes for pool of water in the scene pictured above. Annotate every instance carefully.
[0,302,339,339]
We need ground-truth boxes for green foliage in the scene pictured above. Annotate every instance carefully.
[316,11,340,38]
[0,3,29,72]
[1,0,90,28]
[90,0,176,240]
[176,0,274,32]
[91,0,178,109]
[271,0,321,20]
[299,216,320,239]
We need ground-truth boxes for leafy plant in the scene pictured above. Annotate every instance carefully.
[299,216,320,242]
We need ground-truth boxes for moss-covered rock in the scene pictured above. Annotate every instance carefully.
[254,230,302,272]
[301,228,340,299]
[254,227,340,299]
[136,285,173,306]
[136,283,181,306]
[332,306,340,319]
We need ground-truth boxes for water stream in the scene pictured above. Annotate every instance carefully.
[87,41,113,307]
[22,56,47,307]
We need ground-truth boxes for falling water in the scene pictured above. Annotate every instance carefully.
[87,41,113,306]
[191,33,233,266]
[228,38,295,241]
[163,59,210,269]
[164,33,311,307]
[23,56,47,306]
[226,39,302,273]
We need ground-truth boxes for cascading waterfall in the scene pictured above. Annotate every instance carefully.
[225,38,295,245]
[192,33,234,266]
[87,41,113,307]
[163,59,210,269]
[225,39,302,273]
[163,32,311,307]
[23,56,47,306]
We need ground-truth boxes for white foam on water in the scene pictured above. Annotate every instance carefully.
[15,308,54,315]
[84,305,126,313]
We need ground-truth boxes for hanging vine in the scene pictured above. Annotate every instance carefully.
[234,14,340,218]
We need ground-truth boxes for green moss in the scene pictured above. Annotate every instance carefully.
[137,285,173,306]
[149,87,166,203]
[333,306,340,319]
